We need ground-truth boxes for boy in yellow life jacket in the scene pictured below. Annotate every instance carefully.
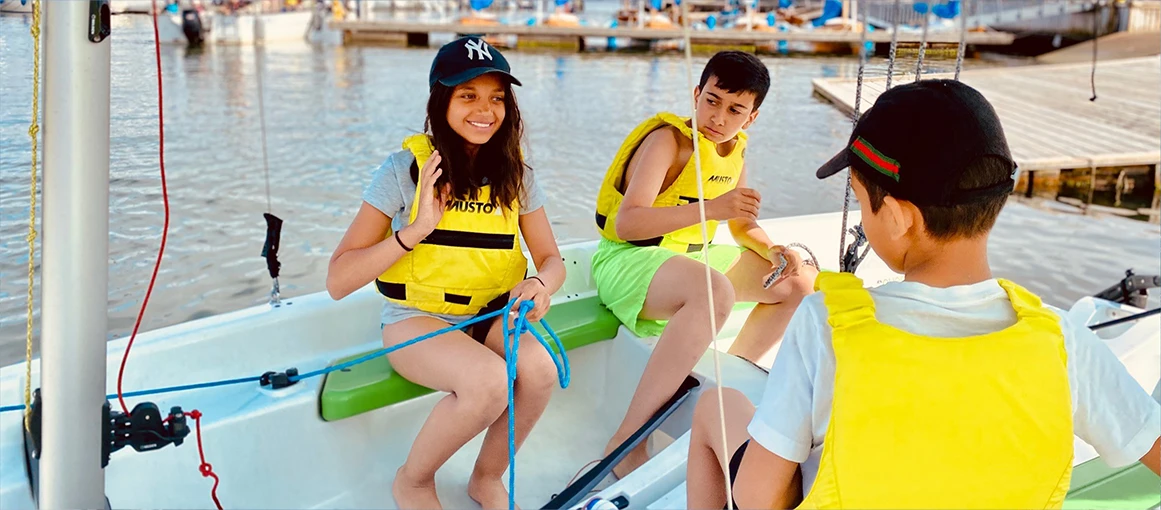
[592,51,818,477]
[685,79,1161,509]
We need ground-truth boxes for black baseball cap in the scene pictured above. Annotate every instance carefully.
[429,36,522,90]
[816,79,1017,206]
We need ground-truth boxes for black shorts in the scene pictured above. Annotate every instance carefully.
[725,439,750,510]
[468,292,511,344]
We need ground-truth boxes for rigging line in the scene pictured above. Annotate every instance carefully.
[24,0,42,435]
[886,0,901,89]
[915,2,930,81]
[118,0,173,415]
[955,0,970,81]
[838,3,870,271]
[1089,0,1099,101]
[679,2,732,508]
[256,8,273,212]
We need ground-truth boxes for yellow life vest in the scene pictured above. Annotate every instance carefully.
[594,112,746,253]
[800,272,1074,509]
[376,135,528,316]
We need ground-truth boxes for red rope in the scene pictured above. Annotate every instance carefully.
[189,410,224,510]
[109,7,219,509]
[117,0,170,415]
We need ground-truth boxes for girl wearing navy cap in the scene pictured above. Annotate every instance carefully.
[326,36,564,510]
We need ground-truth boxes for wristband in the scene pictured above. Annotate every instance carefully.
[395,231,414,252]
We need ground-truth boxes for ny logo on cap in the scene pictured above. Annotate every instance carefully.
[465,39,493,61]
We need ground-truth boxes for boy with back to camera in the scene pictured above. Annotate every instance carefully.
[684,79,1161,509]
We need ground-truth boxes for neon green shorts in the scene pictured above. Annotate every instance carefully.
[591,238,746,338]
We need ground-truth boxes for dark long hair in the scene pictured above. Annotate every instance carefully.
[414,80,528,212]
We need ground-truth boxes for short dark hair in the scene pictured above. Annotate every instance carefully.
[855,155,1012,240]
[698,51,771,110]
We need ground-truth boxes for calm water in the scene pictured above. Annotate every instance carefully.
[1,15,1158,365]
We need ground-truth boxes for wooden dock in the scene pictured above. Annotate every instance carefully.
[812,57,1160,219]
[330,20,1016,48]
[811,57,1161,173]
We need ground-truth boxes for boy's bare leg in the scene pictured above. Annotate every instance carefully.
[687,387,755,510]
[725,250,817,366]
[603,255,737,478]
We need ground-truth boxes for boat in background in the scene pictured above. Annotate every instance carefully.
[0,0,31,14]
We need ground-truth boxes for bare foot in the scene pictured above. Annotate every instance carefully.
[393,465,442,510]
[468,471,518,510]
[607,442,651,479]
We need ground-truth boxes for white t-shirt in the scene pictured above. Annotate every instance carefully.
[747,279,1161,495]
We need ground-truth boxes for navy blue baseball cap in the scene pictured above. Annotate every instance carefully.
[429,36,522,90]
[816,79,1017,206]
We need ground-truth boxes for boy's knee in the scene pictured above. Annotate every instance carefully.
[710,271,737,323]
[785,271,816,301]
[694,386,747,423]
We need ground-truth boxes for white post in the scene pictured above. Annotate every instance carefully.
[39,0,111,508]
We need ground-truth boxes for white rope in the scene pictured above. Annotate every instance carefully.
[255,15,272,213]
[254,4,279,305]
[679,2,731,508]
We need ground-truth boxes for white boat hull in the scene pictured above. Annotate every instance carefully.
[2,210,1153,509]
[154,9,339,46]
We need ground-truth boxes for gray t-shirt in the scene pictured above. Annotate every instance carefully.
[362,148,546,327]
[363,149,546,230]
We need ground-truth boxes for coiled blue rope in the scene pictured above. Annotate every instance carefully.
[501,298,571,510]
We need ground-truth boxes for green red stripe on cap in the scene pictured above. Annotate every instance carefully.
[851,137,900,182]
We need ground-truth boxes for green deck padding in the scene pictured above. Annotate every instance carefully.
[1064,456,1161,509]
[319,296,621,421]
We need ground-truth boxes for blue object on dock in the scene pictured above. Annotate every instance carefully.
[812,0,841,26]
[706,14,717,29]
[652,0,662,9]
[933,0,961,19]
[912,1,929,14]
[778,0,792,8]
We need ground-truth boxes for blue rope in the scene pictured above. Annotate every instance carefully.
[0,376,264,413]
[504,301,525,510]
[492,298,572,510]
[0,300,571,419]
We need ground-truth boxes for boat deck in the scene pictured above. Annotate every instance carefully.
[811,57,1161,172]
